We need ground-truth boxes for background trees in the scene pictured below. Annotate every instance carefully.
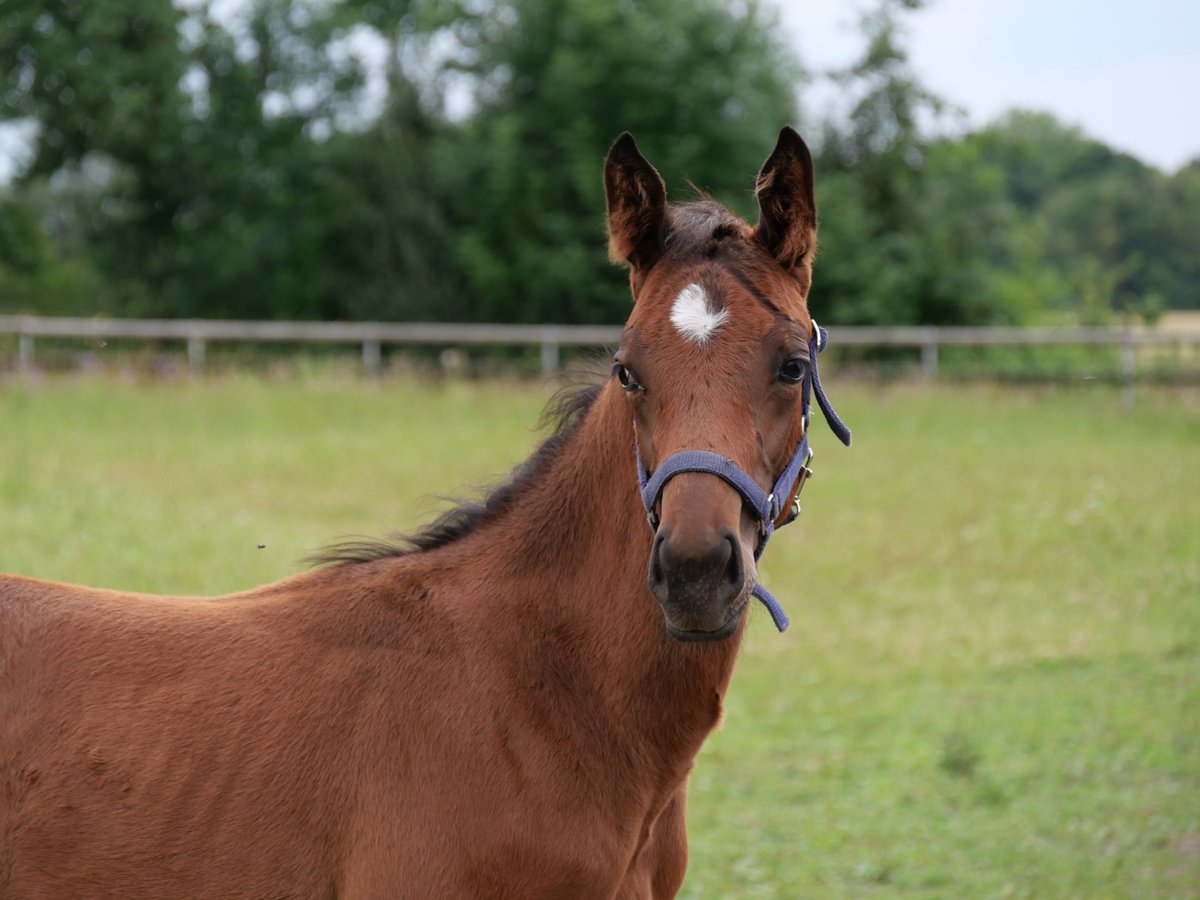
[811,1,1019,326]
[965,110,1200,321]
[445,0,800,324]
[1,0,1195,324]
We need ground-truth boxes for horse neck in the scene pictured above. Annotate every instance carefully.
[450,383,745,774]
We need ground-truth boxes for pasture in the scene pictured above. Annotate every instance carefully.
[2,373,1196,897]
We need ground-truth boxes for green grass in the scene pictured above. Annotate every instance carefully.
[2,373,1197,897]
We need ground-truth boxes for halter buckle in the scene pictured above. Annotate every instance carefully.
[760,495,775,535]
[791,448,815,518]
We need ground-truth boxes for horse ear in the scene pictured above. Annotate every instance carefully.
[604,132,668,271]
[754,127,817,271]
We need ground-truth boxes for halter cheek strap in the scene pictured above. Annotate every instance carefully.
[636,322,851,633]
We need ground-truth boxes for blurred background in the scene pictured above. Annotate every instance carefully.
[1,0,1196,332]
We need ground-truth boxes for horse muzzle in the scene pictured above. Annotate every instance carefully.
[647,523,752,641]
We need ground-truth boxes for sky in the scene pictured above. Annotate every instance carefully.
[772,0,1200,172]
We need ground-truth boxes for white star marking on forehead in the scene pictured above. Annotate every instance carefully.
[669,283,727,345]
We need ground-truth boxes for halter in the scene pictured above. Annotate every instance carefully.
[636,321,852,633]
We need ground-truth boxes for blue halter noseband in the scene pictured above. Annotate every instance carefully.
[636,322,852,633]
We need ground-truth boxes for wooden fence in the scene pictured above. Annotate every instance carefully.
[2,316,1198,401]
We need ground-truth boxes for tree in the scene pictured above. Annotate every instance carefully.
[0,0,418,319]
[968,110,1198,315]
[1,0,191,312]
[4,0,1194,325]
[967,110,1147,212]
[309,80,466,322]
[441,0,804,324]
[0,177,116,316]
[1161,161,1200,309]
[0,0,188,178]
[812,0,1021,326]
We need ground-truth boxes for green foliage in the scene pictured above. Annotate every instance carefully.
[0,0,1196,323]
[0,193,48,274]
[967,110,1146,212]
[0,186,112,314]
[445,0,801,323]
[0,0,188,176]
[813,140,1021,326]
[967,110,1200,315]
[812,1,1022,326]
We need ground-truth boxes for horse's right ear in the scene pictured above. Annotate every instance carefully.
[604,132,668,271]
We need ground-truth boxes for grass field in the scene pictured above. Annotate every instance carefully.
[2,373,1197,897]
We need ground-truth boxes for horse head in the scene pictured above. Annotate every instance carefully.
[604,127,847,642]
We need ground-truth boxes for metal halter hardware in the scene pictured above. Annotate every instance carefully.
[636,321,851,633]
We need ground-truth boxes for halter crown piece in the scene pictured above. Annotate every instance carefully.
[636,321,852,633]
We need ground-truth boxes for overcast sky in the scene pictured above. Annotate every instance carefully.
[773,0,1200,172]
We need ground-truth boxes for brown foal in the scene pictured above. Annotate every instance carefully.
[1,127,837,898]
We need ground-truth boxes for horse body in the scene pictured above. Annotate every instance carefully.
[1,385,734,898]
[2,128,838,897]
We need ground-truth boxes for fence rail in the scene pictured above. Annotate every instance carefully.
[3,315,1199,392]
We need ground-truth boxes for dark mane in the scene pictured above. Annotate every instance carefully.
[309,381,603,567]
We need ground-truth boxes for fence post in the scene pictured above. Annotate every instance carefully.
[362,339,382,375]
[1121,332,1136,409]
[18,331,34,376]
[921,329,939,378]
[540,340,560,376]
[187,334,206,375]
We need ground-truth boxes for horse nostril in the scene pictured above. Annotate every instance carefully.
[649,531,668,595]
[721,533,742,592]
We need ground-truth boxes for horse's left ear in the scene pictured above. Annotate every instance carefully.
[754,127,817,272]
[604,132,668,271]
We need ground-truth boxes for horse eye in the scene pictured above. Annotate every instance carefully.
[613,363,642,393]
[778,357,807,385]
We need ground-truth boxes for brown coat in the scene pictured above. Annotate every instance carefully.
[1,127,827,898]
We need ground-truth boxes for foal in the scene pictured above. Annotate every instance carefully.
[0,128,847,898]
